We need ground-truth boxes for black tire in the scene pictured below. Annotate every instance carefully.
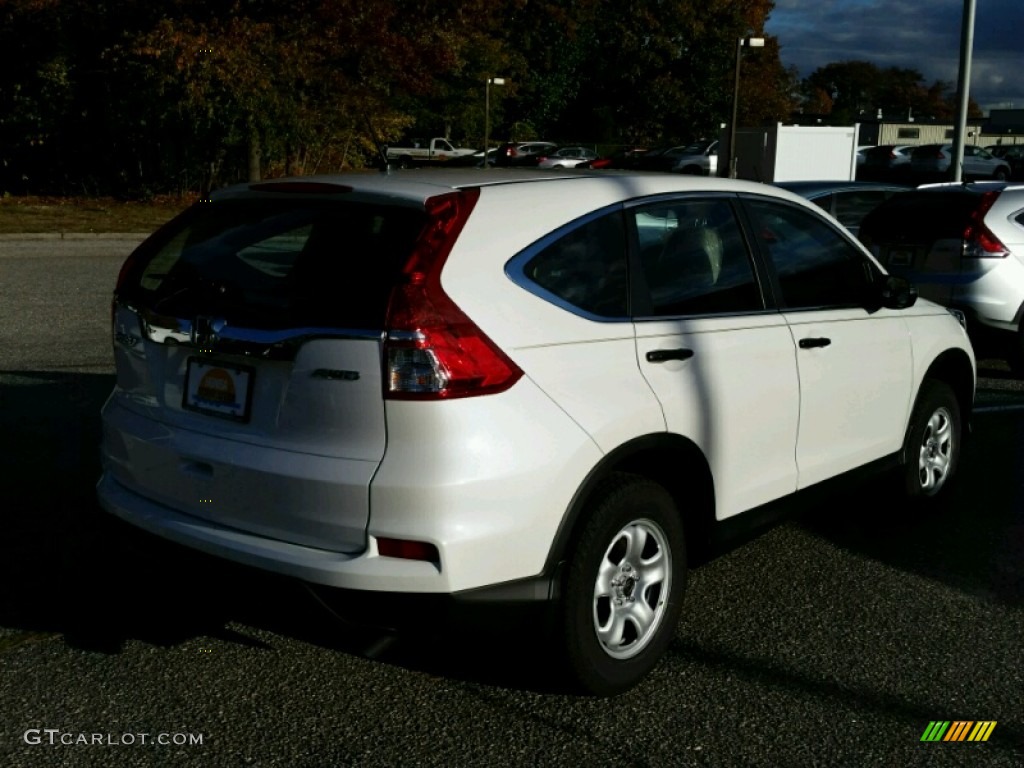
[993,166,1009,181]
[398,155,413,170]
[1009,322,1024,374]
[560,472,687,696]
[901,379,961,502]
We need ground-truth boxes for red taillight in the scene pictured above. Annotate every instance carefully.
[963,191,1009,258]
[384,189,523,400]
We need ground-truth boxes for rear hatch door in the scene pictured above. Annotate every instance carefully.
[108,190,425,551]
[861,189,976,306]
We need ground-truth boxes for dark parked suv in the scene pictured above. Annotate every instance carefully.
[859,181,1024,366]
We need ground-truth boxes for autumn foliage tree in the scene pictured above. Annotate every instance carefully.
[0,0,796,196]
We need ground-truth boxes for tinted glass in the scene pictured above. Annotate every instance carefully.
[121,198,425,329]
[633,199,762,316]
[858,190,980,243]
[832,190,899,234]
[523,212,628,317]
[746,199,876,309]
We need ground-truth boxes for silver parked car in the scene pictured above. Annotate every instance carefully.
[668,140,719,176]
[534,146,598,169]
[910,144,1011,181]
[860,144,914,179]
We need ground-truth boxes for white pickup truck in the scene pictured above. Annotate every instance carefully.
[385,138,478,168]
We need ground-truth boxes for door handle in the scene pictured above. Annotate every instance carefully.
[798,337,832,349]
[646,348,694,363]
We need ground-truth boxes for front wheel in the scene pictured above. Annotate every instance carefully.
[560,473,687,696]
[902,380,961,502]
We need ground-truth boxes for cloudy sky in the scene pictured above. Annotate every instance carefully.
[765,0,1024,114]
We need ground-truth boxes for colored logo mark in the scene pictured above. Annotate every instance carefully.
[921,721,997,742]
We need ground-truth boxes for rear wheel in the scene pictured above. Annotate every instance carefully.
[993,166,1009,181]
[560,473,687,696]
[901,380,961,502]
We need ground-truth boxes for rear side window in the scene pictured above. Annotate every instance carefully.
[521,212,629,317]
[121,198,425,329]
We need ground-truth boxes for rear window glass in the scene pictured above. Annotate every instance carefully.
[859,191,980,242]
[120,198,425,329]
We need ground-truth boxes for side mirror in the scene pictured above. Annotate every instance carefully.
[880,275,917,310]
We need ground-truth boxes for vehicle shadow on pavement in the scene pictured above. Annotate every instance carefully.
[0,371,363,650]
[0,370,566,694]
[794,410,1024,609]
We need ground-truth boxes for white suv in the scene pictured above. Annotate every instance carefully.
[98,170,975,695]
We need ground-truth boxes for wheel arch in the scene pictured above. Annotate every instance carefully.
[544,433,716,583]
[905,348,975,467]
[919,348,975,422]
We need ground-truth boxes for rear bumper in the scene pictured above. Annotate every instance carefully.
[98,471,561,625]
[97,471,444,592]
[98,377,603,595]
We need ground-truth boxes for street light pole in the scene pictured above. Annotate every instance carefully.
[728,36,764,178]
[951,0,976,182]
[484,77,506,167]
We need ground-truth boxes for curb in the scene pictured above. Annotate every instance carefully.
[0,232,147,241]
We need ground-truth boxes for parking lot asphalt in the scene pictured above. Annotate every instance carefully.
[0,238,1021,767]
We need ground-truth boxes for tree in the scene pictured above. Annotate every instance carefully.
[801,60,982,124]
[492,0,792,147]
[0,0,797,195]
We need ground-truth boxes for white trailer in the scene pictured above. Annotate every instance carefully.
[723,124,861,182]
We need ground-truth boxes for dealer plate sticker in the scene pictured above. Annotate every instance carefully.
[183,358,254,421]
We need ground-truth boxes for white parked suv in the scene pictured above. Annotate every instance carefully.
[860,181,1024,368]
[98,170,975,695]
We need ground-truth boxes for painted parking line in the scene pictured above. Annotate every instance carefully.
[973,401,1024,413]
